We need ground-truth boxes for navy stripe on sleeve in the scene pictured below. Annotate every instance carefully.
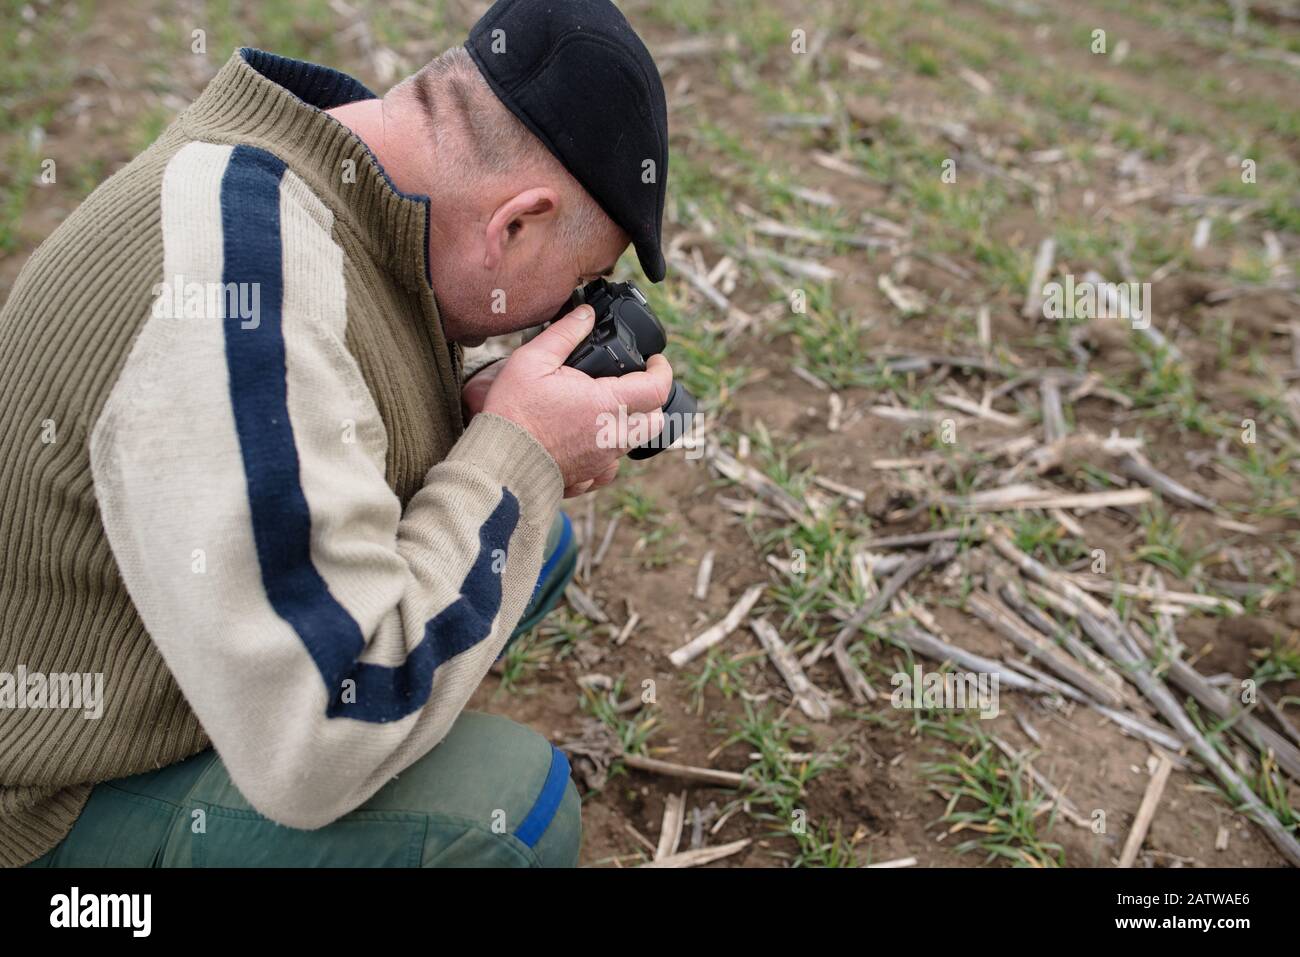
[219,144,519,724]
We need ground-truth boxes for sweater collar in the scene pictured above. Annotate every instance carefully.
[183,48,434,293]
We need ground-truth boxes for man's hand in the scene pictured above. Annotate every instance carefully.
[482,305,673,498]
[461,357,504,420]
[462,331,622,497]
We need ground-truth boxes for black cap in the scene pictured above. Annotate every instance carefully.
[466,0,669,282]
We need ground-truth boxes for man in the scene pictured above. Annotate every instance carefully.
[0,0,670,867]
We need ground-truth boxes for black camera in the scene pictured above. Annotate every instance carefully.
[553,278,698,459]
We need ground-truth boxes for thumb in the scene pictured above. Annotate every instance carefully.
[521,305,596,369]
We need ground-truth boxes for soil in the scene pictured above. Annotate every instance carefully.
[4,0,1297,868]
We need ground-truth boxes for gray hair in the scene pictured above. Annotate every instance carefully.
[403,46,607,250]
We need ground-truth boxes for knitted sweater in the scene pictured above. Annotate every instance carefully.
[0,48,563,866]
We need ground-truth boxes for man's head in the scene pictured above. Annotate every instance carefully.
[387,47,629,345]
[360,0,667,346]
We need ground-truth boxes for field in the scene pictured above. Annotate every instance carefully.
[3,0,1299,867]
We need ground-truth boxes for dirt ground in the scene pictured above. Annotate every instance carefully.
[3,0,1298,867]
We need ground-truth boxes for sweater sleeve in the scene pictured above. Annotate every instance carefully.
[89,140,563,829]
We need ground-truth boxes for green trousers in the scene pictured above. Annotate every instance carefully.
[27,510,579,868]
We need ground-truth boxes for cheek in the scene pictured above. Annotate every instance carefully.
[517,264,576,323]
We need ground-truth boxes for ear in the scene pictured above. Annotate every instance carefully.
[482,187,560,271]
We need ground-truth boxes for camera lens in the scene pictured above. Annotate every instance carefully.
[628,380,698,460]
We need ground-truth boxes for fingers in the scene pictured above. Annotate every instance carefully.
[521,305,596,368]
[645,408,666,444]
[563,459,620,498]
[563,478,595,498]
[590,460,619,490]
[608,353,673,413]
[465,359,505,392]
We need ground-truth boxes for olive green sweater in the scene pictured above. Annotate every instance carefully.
[0,48,562,867]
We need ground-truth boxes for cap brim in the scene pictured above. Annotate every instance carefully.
[635,237,666,283]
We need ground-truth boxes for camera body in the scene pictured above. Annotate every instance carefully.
[561,280,663,377]
[555,278,697,459]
